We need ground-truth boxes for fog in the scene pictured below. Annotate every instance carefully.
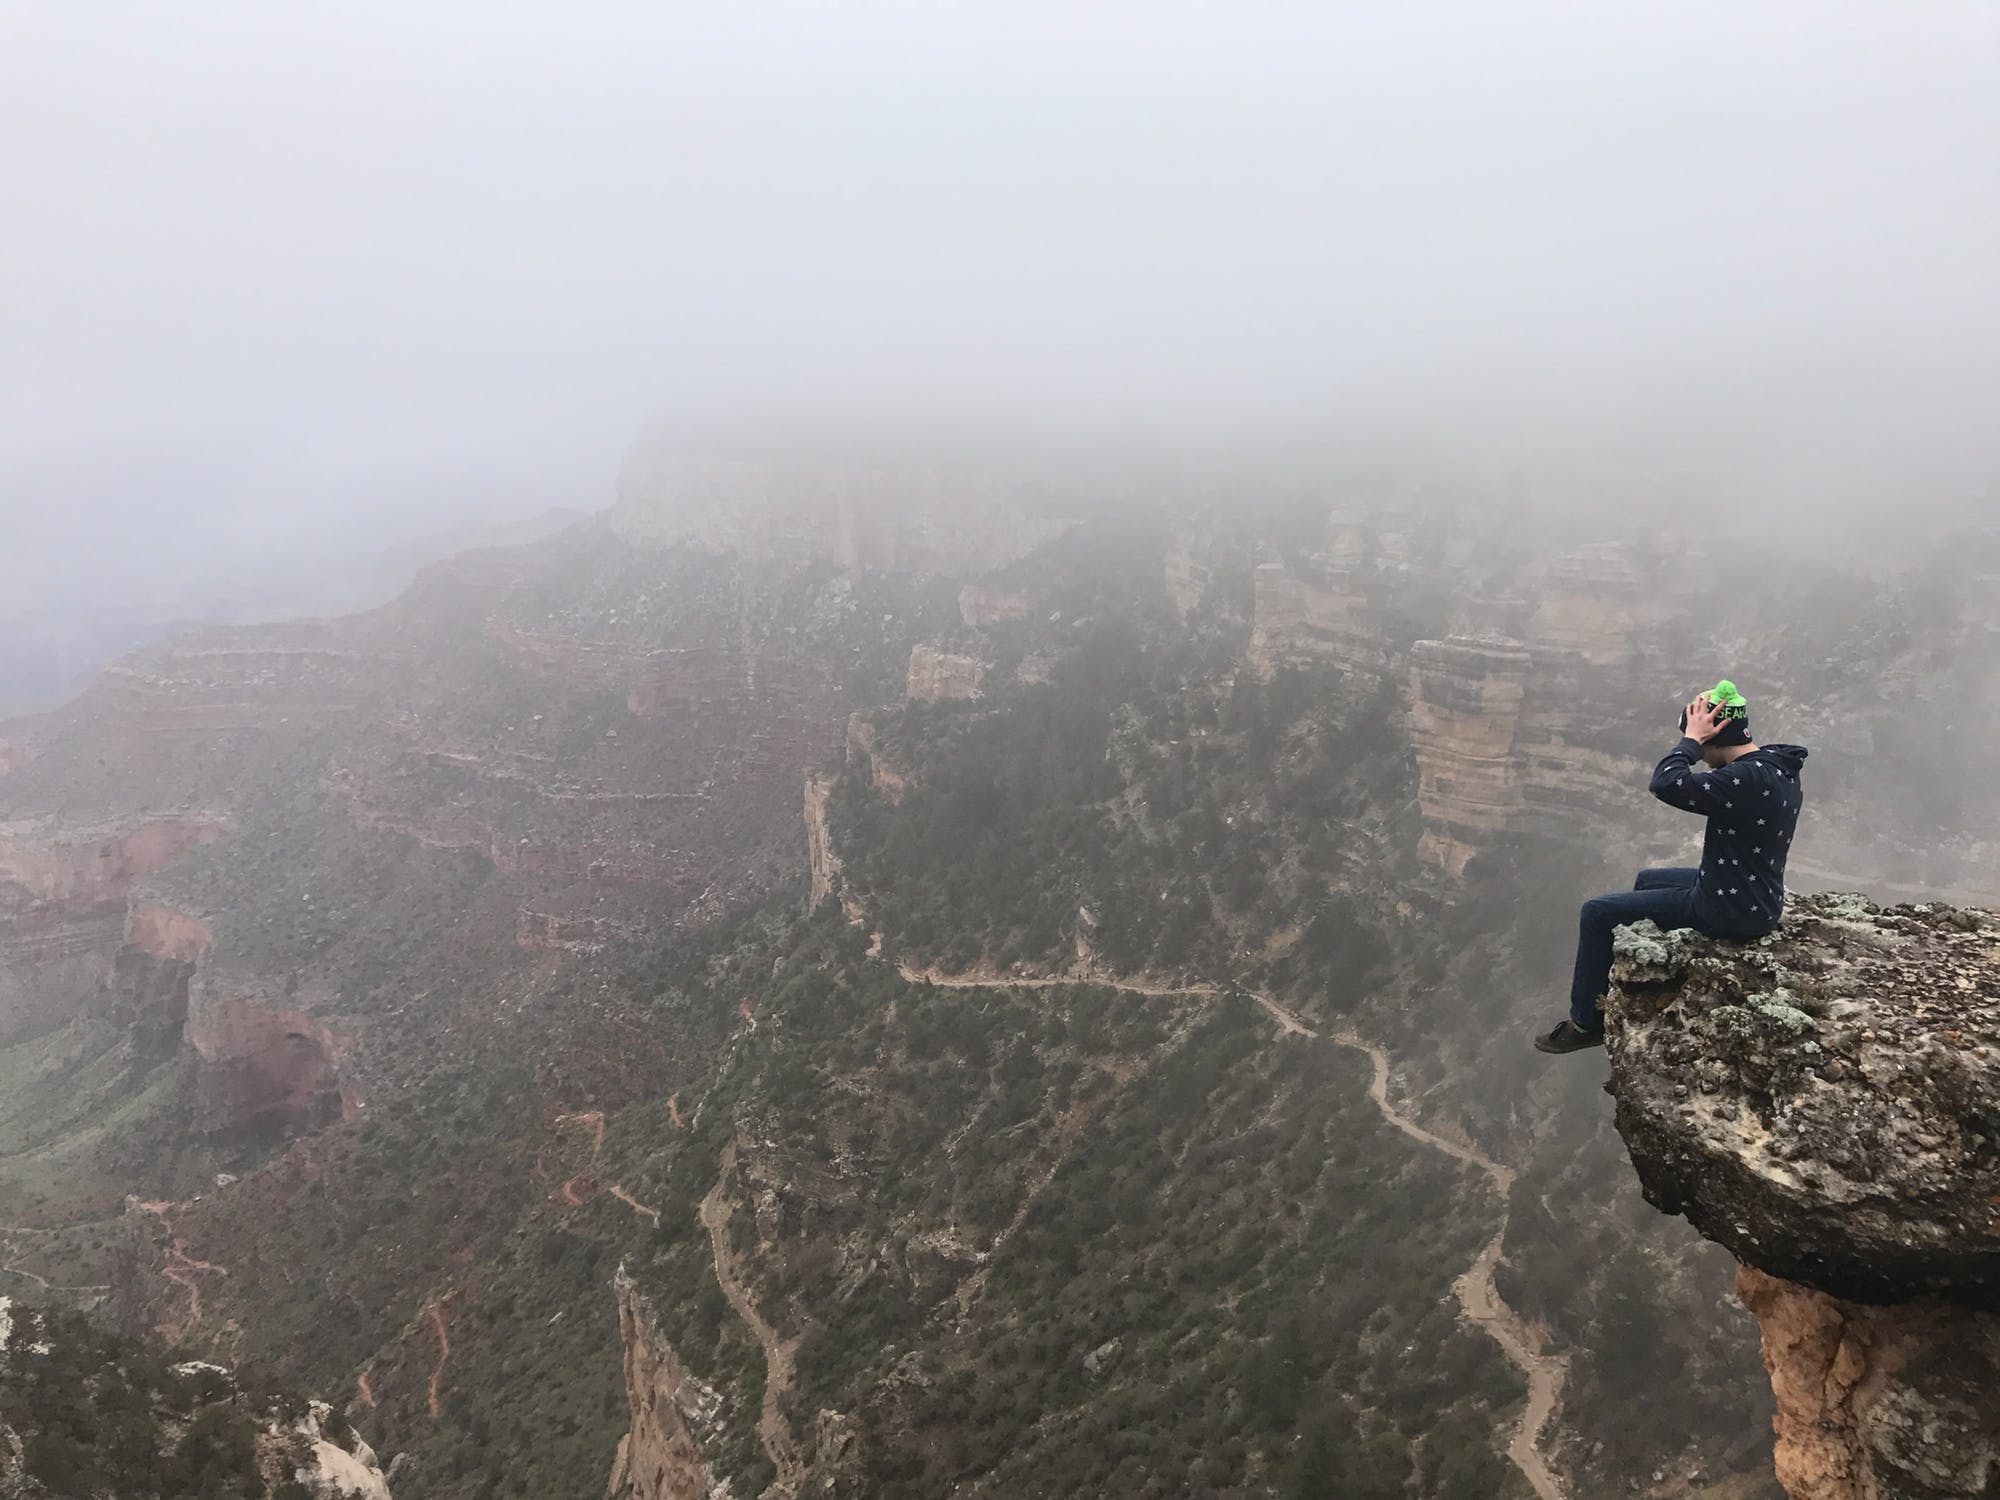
[4,2,1999,641]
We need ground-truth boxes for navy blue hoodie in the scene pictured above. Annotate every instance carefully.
[1649,739,1810,935]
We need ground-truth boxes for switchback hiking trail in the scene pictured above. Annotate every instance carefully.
[894,962,1569,1499]
[830,813,1567,1496]
[701,1143,804,1499]
[1332,1029,1570,1500]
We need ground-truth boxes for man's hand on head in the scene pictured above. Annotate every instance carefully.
[1682,694,1728,744]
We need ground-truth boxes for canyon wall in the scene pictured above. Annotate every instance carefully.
[1526,544,1644,668]
[844,715,908,804]
[906,644,985,703]
[88,625,380,737]
[1247,558,1391,683]
[607,1266,729,1500]
[1608,894,2000,1498]
[1406,637,1531,877]
[0,815,226,1041]
[186,981,361,1137]
[805,773,843,910]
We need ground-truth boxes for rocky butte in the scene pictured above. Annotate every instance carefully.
[1605,892,2000,1499]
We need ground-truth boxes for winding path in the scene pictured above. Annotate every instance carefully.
[1333,1029,1569,1500]
[829,801,1568,1497]
[426,1296,454,1419]
[700,1144,803,1498]
[895,960,1568,1498]
[135,1200,228,1342]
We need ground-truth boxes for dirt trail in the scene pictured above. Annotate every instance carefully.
[1331,1028,1568,1500]
[667,1093,683,1129]
[425,1296,454,1419]
[609,1185,660,1222]
[1,1264,111,1294]
[552,1108,665,1219]
[897,960,1217,998]
[701,1144,803,1499]
[894,961,1567,1498]
[355,1369,377,1408]
[838,810,1568,1498]
[136,1201,228,1341]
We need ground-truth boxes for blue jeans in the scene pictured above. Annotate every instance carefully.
[1569,868,1701,1030]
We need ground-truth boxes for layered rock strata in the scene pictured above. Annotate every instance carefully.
[187,983,360,1137]
[1526,544,1644,668]
[1607,894,2000,1498]
[1406,637,1531,876]
[0,815,226,1041]
[1247,558,1391,682]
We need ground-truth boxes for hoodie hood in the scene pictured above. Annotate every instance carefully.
[1752,744,1809,774]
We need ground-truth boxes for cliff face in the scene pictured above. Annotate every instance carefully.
[1607,894,2000,1498]
[1247,557,1392,682]
[0,815,226,1042]
[1525,544,1645,668]
[905,644,985,702]
[606,1267,728,1500]
[186,984,359,1138]
[1407,637,1531,876]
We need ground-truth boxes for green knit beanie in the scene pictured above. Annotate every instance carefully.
[1707,680,1749,721]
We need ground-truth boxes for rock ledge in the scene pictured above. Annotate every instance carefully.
[1607,892,2000,1307]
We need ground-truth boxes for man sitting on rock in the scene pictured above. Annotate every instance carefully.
[1537,681,1809,1055]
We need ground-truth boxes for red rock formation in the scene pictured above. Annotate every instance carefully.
[1736,1266,2000,1500]
[186,987,360,1137]
[0,816,226,1040]
[125,900,214,964]
[607,1266,728,1500]
[805,774,843,910]
[116,903,214,1058]
[0,814,227,905]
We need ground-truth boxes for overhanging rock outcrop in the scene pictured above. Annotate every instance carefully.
[1606,893,2000,1499]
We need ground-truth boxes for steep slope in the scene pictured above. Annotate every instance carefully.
[4,479,1996,1498]
[1,1299,391,1499]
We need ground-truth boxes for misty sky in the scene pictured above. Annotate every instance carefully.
[4,3,1999,615]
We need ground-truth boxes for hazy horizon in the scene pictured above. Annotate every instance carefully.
[4,1,1998,629]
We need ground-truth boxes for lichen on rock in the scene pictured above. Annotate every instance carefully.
[1606,892,2000,1499]
[1607,895,2000,1306]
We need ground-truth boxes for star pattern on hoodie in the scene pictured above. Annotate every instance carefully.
[1646,738,1808,930]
